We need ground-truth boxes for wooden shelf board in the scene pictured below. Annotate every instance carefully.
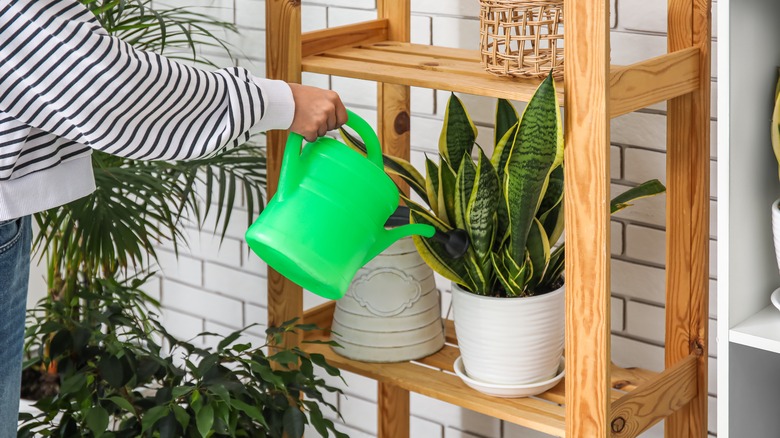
[302,41,699,115]
[303,306,658,437]
[730,305,780,354]
[301,41,563,104]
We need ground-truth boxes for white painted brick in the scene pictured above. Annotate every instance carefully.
[411,115,444,154]
[162,280,243,328]
[612,185,666,227]
[612,221,624,256]
[620,0,719,39]
[235,0,264,30]
[181,228,243,266]
[710,279,717,318]
[610,0,616,29]
[203,263,267,305]
[620,0,667,34]
[327,7,374,27]
[612,259,665,304]
[625,301,665,343]
[199,207,252,241]
[709,356,717,395]
[226,27,265,61]
[611,145,622,178]
[612,296,625,332]
[611,334,664,372]
[244,302,268,334]
[411,15,432,45]
[339,395,377,434]
[302,71,331,89]
[624,148,666,186]
[155,250,203,287]
[625,225,665,265]
[611,32,666,66]
[304,290,331,310]
[411,0,479,17]
[639,422,664,438]
[709,317,717,357]
[445,428,493,438]
[503,421,556,437]
[139,275,162,303]
[411,415,444,438]
[612,114,717,159]
[243,249,269,273]
[326,423,374,438]
[411,394,501,437]
[305,0,375,9]
[159,0,234,22]
[332,77,376,107]
[203,319,265,351]
[432,17,480,50]
[162,308,205,343]
[710,239,717,278]
[302,5,328,32]
[330,369,378,401]
[437,91,502,125]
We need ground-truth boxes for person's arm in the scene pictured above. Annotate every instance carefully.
[0,0,345,160]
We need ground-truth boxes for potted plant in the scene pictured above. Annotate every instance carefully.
[343,74,665,396]
[18,1,347,436]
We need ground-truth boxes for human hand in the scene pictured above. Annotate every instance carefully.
[288,83,348,142]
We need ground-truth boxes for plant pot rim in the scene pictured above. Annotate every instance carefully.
[451,281,564,302]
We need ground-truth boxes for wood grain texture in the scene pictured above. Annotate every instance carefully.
[665,0,711,436]
[609,48,700,118]
[265,0,303,350]
[301,19,388,57]
[377,0,411,196]
[378,383,410,438]
[563,0,612,436]
[304,340,566,436]
[610,355,698,437]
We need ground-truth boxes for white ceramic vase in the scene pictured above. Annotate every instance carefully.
[772,198,780,275]
[452,283,564,386]
[330,236,445,362]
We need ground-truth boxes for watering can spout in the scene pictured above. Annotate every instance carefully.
[365,224,435,265]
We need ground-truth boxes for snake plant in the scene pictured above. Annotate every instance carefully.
[343,74,665,297]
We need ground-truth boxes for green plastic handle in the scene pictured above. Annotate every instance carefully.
[279,110,382,199]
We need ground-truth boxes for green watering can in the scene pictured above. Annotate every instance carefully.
[245,110,468,300]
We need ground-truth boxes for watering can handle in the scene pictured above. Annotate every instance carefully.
[279,110,382,199]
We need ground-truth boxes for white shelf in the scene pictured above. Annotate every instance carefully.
[730,305,780,354]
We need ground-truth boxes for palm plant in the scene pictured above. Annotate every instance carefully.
[22,1,346,436]
[343,74,666,297]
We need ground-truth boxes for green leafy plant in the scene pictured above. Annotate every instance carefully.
[19,276,346,438]
[343,74,665,297]
[21,1,346,437]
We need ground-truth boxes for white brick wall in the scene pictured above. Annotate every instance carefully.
[143,0,719,436]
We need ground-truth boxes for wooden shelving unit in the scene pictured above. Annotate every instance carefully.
[265,1,711,436]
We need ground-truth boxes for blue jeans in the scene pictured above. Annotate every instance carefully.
[0,216,31,438]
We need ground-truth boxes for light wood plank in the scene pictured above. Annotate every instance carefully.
[610,48,700,118]
[265,0,303,351]
[378,383,410,438]
[563,0,612,435]
[303,341,566,436]
[301,19,388,57]
[610,355,699,437]
[665,0,712,436]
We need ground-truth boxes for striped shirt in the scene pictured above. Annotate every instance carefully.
[0,0,294,220]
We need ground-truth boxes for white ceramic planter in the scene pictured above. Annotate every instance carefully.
[452,283,564,386]
[331,236,445,362]
[772,198,780,275]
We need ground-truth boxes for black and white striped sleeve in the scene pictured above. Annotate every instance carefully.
[0,0,294,161]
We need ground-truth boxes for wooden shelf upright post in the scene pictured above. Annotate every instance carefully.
[266,0,303,350]
[666,0,712,436]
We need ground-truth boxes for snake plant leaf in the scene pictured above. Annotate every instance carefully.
[490,124,518,184]
[409,209,469,287]
[439,93,477,170]
[425,158,440,214]
[540,245,565,290]
[537,165,564,246]
[505,73,563,262]
[491,248,527,297]
[610,179,666,214]
[526,218,551,289]
[495,99,519,148]
[467,150,500,262]
[454,155,477,231]
[437,161,458,226]
[772,71,780,179]
[339,127,429,203]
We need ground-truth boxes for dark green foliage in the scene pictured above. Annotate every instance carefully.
[19,277,347,438]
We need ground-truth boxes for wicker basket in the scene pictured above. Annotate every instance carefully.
[479,0,564,79]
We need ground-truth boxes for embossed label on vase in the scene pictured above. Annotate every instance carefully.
[348,268,422,317]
